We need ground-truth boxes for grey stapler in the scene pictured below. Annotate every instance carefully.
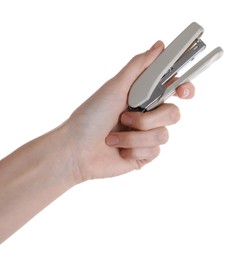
[128,22,223,112]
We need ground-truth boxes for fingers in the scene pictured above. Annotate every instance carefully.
[121,103,180,130]
[120,146,160,163]
[165,77,195,99]
[106,127,169,148]
[107,40,195,103]
[176,82,195,99]
[105,102,181,165]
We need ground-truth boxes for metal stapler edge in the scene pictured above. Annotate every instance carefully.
[128,22,223,112]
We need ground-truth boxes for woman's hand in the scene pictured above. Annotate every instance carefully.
[0,41,195,243]
[63,41,195,183]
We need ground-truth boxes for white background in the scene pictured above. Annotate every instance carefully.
[0,0,238,259]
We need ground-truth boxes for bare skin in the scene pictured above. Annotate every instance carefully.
[0,41,195,243]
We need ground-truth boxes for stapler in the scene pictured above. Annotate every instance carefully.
[128,22,223,112]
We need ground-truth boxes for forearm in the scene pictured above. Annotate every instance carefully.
[0,126,76,243]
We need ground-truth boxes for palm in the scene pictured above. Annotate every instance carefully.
[69,81,138,181]
[87,142,135,180]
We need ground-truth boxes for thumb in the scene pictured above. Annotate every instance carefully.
[112,40,164,92]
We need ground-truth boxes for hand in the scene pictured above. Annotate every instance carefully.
[62,41,195,183]
[0,41,195,242]
[0,42,195,242]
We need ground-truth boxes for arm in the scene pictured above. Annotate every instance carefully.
[0,41,194,243]
[0,128,75,242]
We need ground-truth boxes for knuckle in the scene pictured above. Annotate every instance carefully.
[137,121,148,131]
[152,146,160,157]
[129,148,142,161]
[135,147,160,169]
[136,114,151,130]
[157,127,169,144]
[130,53,141,63]
[169,105,181,123]
[146,146,160,163]
[130,53,146,69]
[131,113,146,130]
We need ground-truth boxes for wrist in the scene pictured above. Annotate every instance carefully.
[57,120,88,184]
[43,124,81,187]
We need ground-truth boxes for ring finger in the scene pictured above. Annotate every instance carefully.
[106,127,169,148]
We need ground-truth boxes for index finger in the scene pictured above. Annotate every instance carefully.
[176,82,195,99]
[165,77,195,99]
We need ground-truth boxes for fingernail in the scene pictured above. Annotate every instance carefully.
[182,88,190,98]
[150,40,163,50]
[121,113,132,126]
[106,135,119,145]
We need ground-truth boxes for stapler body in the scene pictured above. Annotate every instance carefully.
[128,22,223,112]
